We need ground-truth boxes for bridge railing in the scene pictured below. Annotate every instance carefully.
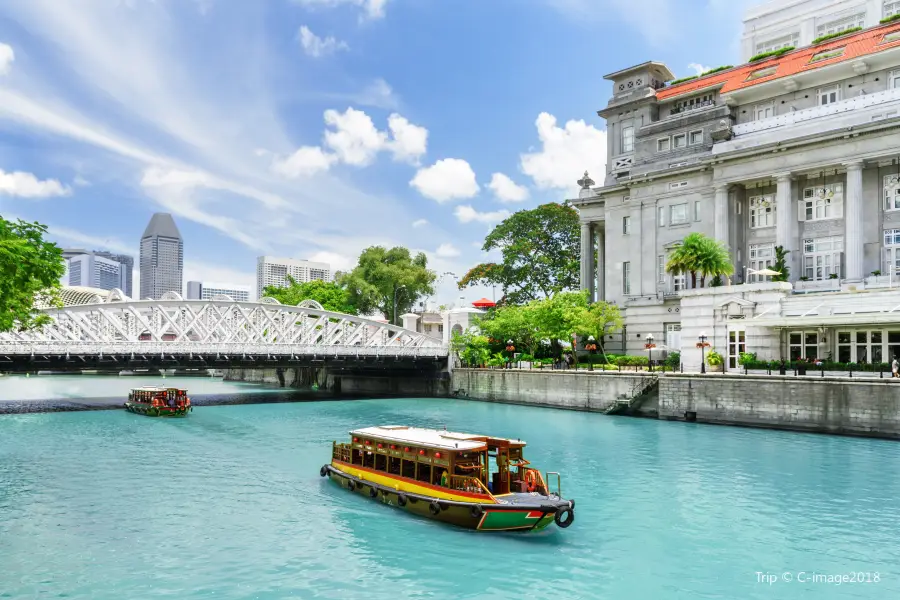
[0,341,449,357]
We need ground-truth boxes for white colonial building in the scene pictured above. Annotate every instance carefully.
[573,17,900,371]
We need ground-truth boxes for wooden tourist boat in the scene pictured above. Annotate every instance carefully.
[321,426,575,532]
[124,387,192,417]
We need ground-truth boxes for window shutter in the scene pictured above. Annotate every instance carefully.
[797,199,806,222]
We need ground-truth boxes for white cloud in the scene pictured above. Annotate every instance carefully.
[293,0,388,20]
[410,159,479,203]
[323,107,387,167]
[387,114,428,165]
[688,62,711,76]
[356,79,399,110]
[519,112,607,192]
[271,146,336,178]
[0,169,70,197]
[297,25,348,58]
[411,218,428,228]
[308,250,354,272]
[73,175,90,187]
[453,205,509,224]
[488,172,529,203]
[435,243,460,258]
[0,43,13,76]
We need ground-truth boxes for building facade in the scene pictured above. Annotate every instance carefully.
[139,213,183,300]
[256,256,332,299]
[573,20,900,370]
[741,0,899,62]
[186,280,251,302]
[65,251,128,292]
[93,251,134,298]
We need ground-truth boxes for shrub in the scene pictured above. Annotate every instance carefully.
[740,359,892,372]
[811,27,861,44]
[882,13,900,24]
[706,349,724,366]
[614,355,650,367]
[664,351,681,370]
[700,65,733,77]
[670,75,698,86]
[738,351,756,366]
[748,46,794,62]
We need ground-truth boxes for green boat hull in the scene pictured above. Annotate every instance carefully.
[124,402,191,417]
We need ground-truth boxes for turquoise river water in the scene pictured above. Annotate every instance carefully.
[1,376,899,599]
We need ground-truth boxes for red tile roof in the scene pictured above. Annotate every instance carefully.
[656,22,900,101]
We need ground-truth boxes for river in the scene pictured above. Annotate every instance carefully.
[0,375,898,599]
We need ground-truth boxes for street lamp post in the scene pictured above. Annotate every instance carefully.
[505,339,516,369]
[697,331,710,374]
[585,335,597,371]
[644,334,656,371]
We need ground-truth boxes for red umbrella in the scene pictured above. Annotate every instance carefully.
[471,297,496,308]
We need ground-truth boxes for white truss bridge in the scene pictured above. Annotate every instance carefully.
[0,290,448,361]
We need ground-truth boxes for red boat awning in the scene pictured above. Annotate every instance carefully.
[472,298,495,308]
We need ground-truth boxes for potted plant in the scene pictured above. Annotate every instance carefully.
[706,349,724,372]
[828,273,838,279]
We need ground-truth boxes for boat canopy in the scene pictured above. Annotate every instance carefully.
[349,426,526,452]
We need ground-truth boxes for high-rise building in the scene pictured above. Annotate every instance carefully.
[61,249,130,293]
[741,0,894,62]
[140,213,183,300]
[256,256,331,299]
[93,251,134,298]
[186,280,251,302]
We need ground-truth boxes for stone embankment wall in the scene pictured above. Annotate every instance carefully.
[451,369,658,414]
[225,368,330,388]
[225,368,448,396]
[659,374,900,439]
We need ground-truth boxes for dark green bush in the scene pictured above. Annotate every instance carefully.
[700,65,733,77]
[811,27,861,44]
[669,75,698,86]
[748,46,794,62]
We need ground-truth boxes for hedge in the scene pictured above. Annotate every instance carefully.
[741,359,892,372]
[748,46,794,62]
[811,27,861,45]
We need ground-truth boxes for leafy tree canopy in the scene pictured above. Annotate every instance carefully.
[0,217,65,332]
[459,202,580,304]
[665,232,733,288]
[339,246,436,323]
[262,277,356,314]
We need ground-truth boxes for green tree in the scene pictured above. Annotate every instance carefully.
[450,329,491,367]
[666,232,733,288]
[339,246,436,324]
[771,245,790,282]
[476,303,540,357]
[0,217,65,332]
[459,202,580,304]
[262,277,356,314]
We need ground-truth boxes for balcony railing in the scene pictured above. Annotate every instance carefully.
[715,87,900,153]
[793,278,841,293]
[670,100,716,116]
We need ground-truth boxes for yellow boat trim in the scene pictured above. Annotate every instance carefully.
[332,461,496,504]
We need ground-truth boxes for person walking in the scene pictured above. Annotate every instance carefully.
[892,356,899,379]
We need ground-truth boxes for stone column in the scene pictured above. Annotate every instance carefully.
[775,173,793,259]
[580,222,595,301]
[596,225,605,301]
[714,184,730,248]
[844,160,864,281]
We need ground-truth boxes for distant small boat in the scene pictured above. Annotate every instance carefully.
[321,425,575,532]
[124,387,192,417]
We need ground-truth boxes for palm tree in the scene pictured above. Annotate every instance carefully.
[665,232,733,288]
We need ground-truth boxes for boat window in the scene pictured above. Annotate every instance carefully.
[363,451,375,469]
[351,449,363,465]
[417,464,431,483]
[402,460,416,479]
[374,452,387,472]
[387,456,401,475]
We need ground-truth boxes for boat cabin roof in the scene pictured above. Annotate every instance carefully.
[349,425,526,452]
[131,386,186,392]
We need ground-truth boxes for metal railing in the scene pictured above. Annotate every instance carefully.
[447,474,496,501]
[332,443,351,463]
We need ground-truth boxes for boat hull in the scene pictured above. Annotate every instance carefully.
[124,402,190,417]
[322,463,574,532]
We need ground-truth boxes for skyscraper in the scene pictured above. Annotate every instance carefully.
[186,280,252,302]
[140,213,183,300]
[93,251,134,298]
[256,256,332,299]
[61,249,132,293]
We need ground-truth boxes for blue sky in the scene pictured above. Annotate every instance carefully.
[0,0,754,305]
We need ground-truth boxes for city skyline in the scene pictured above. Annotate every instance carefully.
[0,0,755,305]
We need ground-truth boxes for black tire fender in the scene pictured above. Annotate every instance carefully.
[319,465,328,477]
[429,501,441,516]
[346,480,355,491]
[470,504,484,519]
[555,507,575,528]
[368,485,378,498]
[397,494,407,507]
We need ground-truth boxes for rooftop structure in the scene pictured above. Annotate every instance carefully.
[348,426,525,451]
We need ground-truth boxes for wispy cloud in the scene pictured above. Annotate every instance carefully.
[297,25,349,58]
[0,42,14,75]
[688,62,711,75]
[292,0,389,21]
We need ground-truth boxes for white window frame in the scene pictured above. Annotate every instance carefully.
[817,84,841,106]
[665,324,682,352]
[755,32,799,54]
[689,130,703,145]
[668,181,688,190]
[748,243,775,282]
[803,236,843,281]
[788,331,819,361]
[728,330,747,370]
[673,133,687,149]
[623,261,631,295]
[885,175,900,211]
[673,273,686,291]
[622,125,634,153]
[802,183,843,221]
[884,229,900,278]
[658,206,665,227]
[694,200,700,221]
[886,0,900,18]
[749,195,776,229]
[816,12,865,37]
[890,70,900,90]
[754,102,775,121]
[657,137,671,152]
[623,215,631,235]
[657,254,666,284]
[670,203,689,225]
